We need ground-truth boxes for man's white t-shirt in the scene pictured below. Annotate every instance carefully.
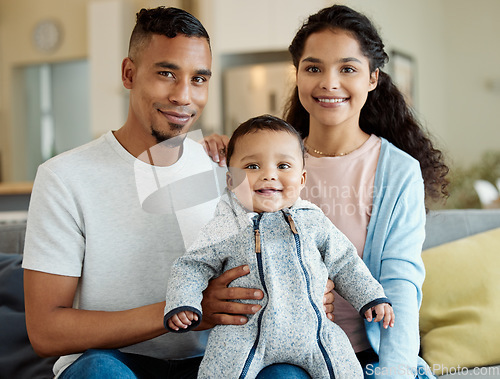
[22,131,224,376]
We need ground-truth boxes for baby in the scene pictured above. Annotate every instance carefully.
[164,115,394,378]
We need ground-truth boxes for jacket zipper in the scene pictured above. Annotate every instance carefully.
[286,212,335,378]
[239,214,266,379]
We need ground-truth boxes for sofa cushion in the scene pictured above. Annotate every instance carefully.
[420,228,500,376]
[0,252,56,378]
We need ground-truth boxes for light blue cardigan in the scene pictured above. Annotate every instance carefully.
[363,138,434,378]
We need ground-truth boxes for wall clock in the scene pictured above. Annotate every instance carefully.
[33,20,62,53]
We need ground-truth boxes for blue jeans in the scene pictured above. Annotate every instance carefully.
[256,363,311,378]
[59,349,203,379]
[59,349,311,378]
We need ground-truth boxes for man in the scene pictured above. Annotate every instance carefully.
[23,7,331,378]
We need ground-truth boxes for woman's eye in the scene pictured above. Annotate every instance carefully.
[341,66,356,73]
[306,66,320,73]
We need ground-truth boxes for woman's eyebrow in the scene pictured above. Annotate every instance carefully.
[301,56,362,64]
[301,56,321,64]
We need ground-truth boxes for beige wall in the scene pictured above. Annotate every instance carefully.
[0,0,88,181]
[0,0,184,181]
[199,0,448,142]
[0,0,498,181]
[442,0,500,167]
[199,0,499,169]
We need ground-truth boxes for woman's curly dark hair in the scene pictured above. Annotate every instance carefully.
[284,5,449,203]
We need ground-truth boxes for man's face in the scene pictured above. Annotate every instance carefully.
[124,34,212,143]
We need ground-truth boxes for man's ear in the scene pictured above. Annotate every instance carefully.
[122,57,135,90]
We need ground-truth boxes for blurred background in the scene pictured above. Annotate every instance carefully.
[0,0,499,209]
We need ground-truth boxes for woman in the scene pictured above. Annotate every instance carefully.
[283,5,448,378]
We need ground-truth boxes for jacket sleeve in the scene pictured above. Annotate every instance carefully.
[163,241,225,333]
[319,215,389,315]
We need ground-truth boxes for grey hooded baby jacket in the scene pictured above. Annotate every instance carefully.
[164,191,389,378]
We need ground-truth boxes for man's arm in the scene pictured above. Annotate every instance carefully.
[24,270,167,357]
[25,265,265,357]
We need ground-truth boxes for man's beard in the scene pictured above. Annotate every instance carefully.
[151,123,186,146]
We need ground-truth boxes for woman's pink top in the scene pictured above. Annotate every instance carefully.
[302,134,381,353]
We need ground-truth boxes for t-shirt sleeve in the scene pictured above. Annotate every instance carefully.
[22,164,85,277]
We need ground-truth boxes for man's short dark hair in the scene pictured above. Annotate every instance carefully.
[128,7,210,61]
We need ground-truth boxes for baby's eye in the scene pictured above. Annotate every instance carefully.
[278,163,291,169]
[245,164,259,170]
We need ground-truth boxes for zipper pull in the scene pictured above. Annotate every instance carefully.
[253,215,262,254]
[254,228,261,253]
[287,214,298,234]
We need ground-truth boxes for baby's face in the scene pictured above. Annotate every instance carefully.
[227,130,306,213]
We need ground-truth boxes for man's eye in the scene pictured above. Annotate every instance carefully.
[193,76,207,84]
[159,71,174,77]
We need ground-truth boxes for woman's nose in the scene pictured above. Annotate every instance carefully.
[320,70,340,90]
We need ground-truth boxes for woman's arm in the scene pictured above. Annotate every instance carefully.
[367,171,426,378]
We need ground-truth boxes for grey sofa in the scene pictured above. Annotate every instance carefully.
[1,209,500,378]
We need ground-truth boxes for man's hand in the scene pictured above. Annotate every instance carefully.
[324,279,335,321]
[197,265,263,330]
[202,133,229,167]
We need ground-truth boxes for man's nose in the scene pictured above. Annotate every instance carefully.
[169,79,191,105]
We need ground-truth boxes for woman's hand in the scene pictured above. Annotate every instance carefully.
[324,279,335,321]
[202,133,229,167]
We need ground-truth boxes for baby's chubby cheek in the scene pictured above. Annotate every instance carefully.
[228,168,253,210]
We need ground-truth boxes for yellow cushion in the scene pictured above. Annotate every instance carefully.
[420,227,500,375]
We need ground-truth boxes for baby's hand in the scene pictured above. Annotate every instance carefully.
[364,303,395,329]
[168,310,199,331]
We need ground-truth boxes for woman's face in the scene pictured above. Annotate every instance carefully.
[296,29,378,132]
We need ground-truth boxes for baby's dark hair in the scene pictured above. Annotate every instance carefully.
[226,115,305,167]
[128,7,210,61]
[284,4,449,204]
